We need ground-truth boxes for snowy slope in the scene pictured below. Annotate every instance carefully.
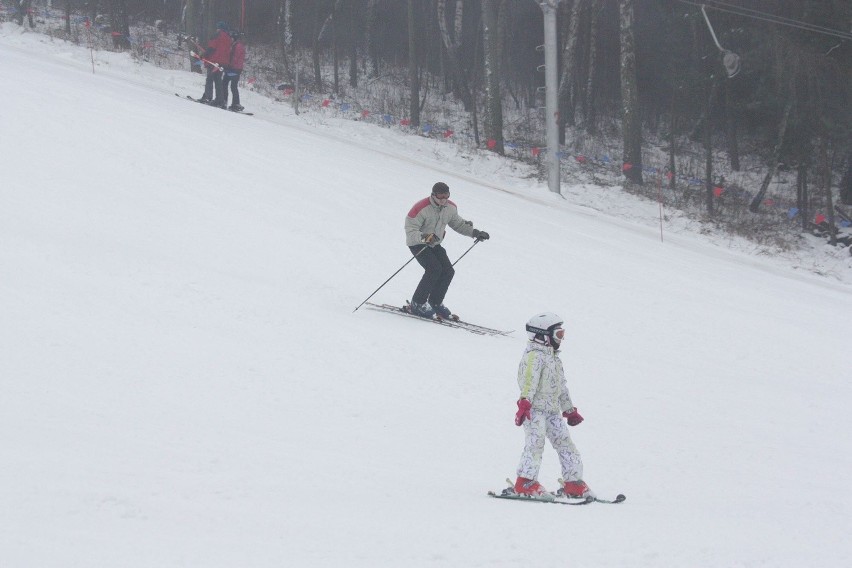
[2,24,852,567]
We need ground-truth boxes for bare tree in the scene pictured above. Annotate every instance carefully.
[749,95,793,213]
[365,0,380,77]
[349,0,359,88]
[819,136,836,245]
[109,0,131,50]
[749,36,796,215]
[583,0,602,133]
[722,79,740,171]
[482,0,505,153]
[557,0,582,143]
[619,0,643,184]
[409,0,422,127]
[333,0,341,95]
[64,0,72,34]
[841,154,852,205]
[16,0,34,27]
[437,0,474,111]
[313,2,335,92]
[277,0,293,79]
[703,82,717,215]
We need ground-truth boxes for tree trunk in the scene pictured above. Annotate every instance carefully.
[16,0,33,27]
[333,4,340,95]
[409,0,422,127]
[349,0,359,88]
[109,0,131,50]
[437,0,474,111]
[821,137,837,245]
[482,0,504,154]
[704,84,714,215]
[840,152,852,205]
[470,13,482,147]
[723,79,740,171]
[88,0,98,28]
[749,95,794,212]
[312,4,329,92]
[557,0,582,143]
[583,0,602,134]
[796,164,809,231]
[669,85,678,191]
[184,0,201,72]
[202,0,216,44]
[619,0,643,185]
[277,0,293,79]
[365,0,380,78]
[65,0,72,34]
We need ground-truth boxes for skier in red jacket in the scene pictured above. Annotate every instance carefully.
[199,22,231,107]
[222,31,246,112]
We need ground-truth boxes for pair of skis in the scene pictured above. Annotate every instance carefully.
[363,302,511,337]
[488,479,626,506]
[176,93,253,115]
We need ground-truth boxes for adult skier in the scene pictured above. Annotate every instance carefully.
[222,31,246,111]
[404,182,489,318]
[199,22,232,107]
[513,312,593,499]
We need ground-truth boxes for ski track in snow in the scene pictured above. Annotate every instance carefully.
[2,23,852,568]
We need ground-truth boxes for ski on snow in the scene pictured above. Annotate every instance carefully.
[488,479,626,505]
[363,302,511,337]
[176,93,253,115]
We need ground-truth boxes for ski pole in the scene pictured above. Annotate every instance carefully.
[190,50,223,72]
[451,238,481,267]
[353,246,428,312]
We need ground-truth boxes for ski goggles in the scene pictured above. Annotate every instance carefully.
[432,192,450,204]
[529,325,565,342]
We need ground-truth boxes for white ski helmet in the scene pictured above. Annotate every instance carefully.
[525,312,564,344]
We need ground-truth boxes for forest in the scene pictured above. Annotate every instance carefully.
[6,0,852,247]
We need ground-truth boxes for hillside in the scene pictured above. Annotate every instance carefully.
[2,23,852,568]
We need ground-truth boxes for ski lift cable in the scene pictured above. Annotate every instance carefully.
[701,0,851,38]
[704,6,852,40]
[693,0,852,39]
[675,0,852,41]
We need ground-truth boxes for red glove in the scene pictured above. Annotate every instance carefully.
[563,408,583,426]
[514,398,532,426]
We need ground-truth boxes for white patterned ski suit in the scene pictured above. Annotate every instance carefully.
[516,341,584,482]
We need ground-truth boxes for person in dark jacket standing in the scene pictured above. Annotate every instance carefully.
[199,22,231,107]
[222,31,246,111]
[404,182,490,319]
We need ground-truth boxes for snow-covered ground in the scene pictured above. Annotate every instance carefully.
[2,23,852,567]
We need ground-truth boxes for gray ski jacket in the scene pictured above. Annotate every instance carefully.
[404,195,476,247]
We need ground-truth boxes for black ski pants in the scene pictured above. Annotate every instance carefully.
[203,68,224,104]
[410,244,454,307]
[222,70,241,106]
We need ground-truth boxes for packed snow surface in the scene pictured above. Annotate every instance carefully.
[2,24,851,567]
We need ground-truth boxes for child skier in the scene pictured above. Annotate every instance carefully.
[513,312,593,499]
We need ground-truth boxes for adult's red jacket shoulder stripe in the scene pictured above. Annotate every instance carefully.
[407,197,457,218]
[407,197,431,218]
